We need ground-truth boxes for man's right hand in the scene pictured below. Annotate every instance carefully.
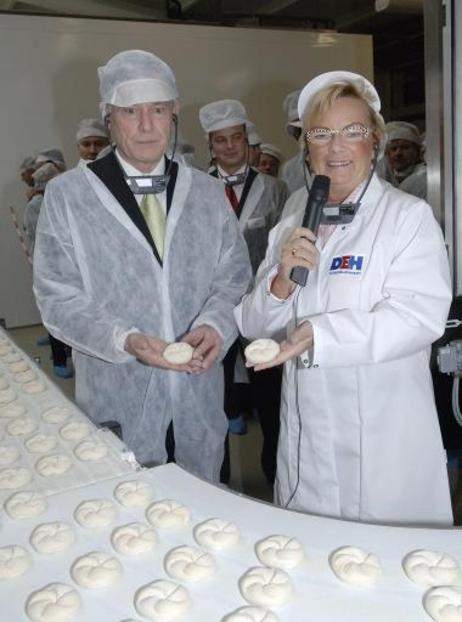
[124,333,195,372]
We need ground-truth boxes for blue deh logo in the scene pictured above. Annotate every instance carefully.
[330,255,364,274]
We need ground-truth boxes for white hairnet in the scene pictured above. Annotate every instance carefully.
[199,99,248,134]
[98,50,178,114]
[246,121,262,146]
[20,156,36,172]
[283,90,302,128]
[32,162,61,191]
[260,143,284,162]
[386,121,421,145]
[76,118,109,142]
[35,148,66,171]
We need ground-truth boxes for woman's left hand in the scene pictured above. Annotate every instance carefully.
[248,321,314,371]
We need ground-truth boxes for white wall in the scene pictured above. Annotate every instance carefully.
[0,14,372,327]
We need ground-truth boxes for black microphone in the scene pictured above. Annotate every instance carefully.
[290,174,330,287]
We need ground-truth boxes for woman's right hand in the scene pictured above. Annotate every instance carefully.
[271,227,319,299]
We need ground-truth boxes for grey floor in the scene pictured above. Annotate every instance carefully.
[8,325,462,524]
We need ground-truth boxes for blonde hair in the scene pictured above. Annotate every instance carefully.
[303,81,385,146]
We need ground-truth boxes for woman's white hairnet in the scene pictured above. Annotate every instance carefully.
[35,148,66,171]
[199,99,248,134]
[246,121,262,146]
[32,162,61,191]
[385,121,421,145]
[98,49,178,115]
[283,90,302,129]
[260,143,284,162]
[76,118,109,142]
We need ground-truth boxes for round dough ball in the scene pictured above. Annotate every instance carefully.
[14,370,37,384]
[255,535,304,570]
[244,340,280,365]
[239,567,292,607]
[0,376,9,390]
[329,546,382,586]
[22,381,47,395]
[0,466,32,489]
[222,606,280,622]
[7,415,37,436]
[0,388,16,404]
[193,518,240,550]
[164,545,215,582]
[35,454,73,478]
[134,579,191,621]
[0,443,21,466]
[146,499,191,529]
[423,586,462,622]
[71,551,122,588]
[111,522,157,556]
[59,421,90,442]
[114,480,153,508]
[9,360,29,373]
[0,544,31,579]
[403,549,460,586]
[41,406,71,425]
[25,433,57,454]
[30,522,75,554]
[0,402,27,418]
[73,439,108,462]
[4,491,47,519]
[0,345,12,357]
[25,582,81,622]
[163,342,194,365]
[74,499,117,529]
[3,351,22,363]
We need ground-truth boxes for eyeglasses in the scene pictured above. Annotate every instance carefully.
[305,123,371,145]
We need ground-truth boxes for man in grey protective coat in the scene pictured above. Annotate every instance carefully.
[33,50,251,482]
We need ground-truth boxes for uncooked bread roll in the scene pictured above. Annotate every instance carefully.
[35,454,73,477]
[0,443,20,465]
[59,421,90,441]
[0,402,26,418]
[25,433,57,454]
[222,606,280,622]
[403,549,460,586]
[3,351,22,363]
[111,522,157,555]
[244,340,280,365]
[146,499,191,529]
[423,586,462,622]
[30,522,75,554]
[9,360,29,373]
[0,376,9,390]
[0,345,12,356]
[25,583,81,622]
[14,370,36,384]
[0,545,31,578]
[134,579,191,621]
[114,480,153,508]
[41,406,71,424]
[4,491,47,519]
[193,518,240,550]
[0,388,16,404]
[239,567,292,607]
[164,545,216,581]
[71,551,122,588]
[74,499,117,529]
[73,439,108,461]
[329,546,382,585]
[22,381,47,394]
[255,535,304,570]
[0,466,32,489]
[7,415,37,436]
[163,342,194,365]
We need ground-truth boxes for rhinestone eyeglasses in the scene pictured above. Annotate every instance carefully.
[305,123,371,145]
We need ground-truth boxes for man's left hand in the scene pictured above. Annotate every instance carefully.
[182,324,223,374]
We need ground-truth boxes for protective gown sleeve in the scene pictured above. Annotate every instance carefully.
[32,181,135,364]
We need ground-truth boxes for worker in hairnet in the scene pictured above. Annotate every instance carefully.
[384,121,422,186]
[35,148,66,173]
[279,90,310,194]
[258,143,284,177]
[246,121,262,168]
[76,118,110,165]
[33,50,251,480]
[199,99,286,483]
[399,132,428,203]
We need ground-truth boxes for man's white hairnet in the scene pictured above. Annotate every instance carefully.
[98,49,178,115]
[246,121,262,146]
[283,89,302,128]
[35,148,66,171]
[76,118,109,142]
[199,99,248,134]
[260,143,284,163]
[32,162,61,191]
[386,121,421,145]
[20,156,36,172]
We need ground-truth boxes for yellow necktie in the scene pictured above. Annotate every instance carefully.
[140,193,166,259]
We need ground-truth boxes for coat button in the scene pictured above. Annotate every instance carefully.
[313,364,319,368]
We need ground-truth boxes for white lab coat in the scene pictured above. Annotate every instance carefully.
[235,174,453,526]
[33,154,251,481]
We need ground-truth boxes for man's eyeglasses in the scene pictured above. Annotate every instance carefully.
[305,123,371,146]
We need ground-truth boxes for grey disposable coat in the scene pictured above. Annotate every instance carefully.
[33,154,251,481]
[280,150,308,195]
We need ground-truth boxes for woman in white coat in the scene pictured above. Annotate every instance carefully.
[235,71,453,526]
